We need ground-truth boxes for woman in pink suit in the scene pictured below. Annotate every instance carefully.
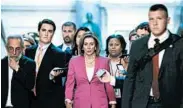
[65,32,116,108]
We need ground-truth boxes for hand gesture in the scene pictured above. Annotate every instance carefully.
[9,58,19,72]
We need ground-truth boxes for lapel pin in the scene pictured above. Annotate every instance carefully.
[169,45,173,48]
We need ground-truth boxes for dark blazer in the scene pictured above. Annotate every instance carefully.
[25,43,71,108]
[122,33,183,108]
[1,56,36,108]
[58,44,63,50]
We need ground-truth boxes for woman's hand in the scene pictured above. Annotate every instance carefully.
[120,57,129,71]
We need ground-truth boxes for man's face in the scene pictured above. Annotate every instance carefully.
[62,26,75,44]
[39,23,54,44]
[7,38,23,59]
[148,10,169,36]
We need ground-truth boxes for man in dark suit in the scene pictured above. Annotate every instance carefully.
[25,19,71,108]
[1,35,36,108]
[58,21,76,54]
[122,4,183,108]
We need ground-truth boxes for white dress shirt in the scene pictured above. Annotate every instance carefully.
[5,66,14,107]
[148,30,169,96]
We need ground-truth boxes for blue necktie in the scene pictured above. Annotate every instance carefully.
[65,47,71,54]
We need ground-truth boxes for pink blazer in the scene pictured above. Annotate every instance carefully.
[65,56,116,108]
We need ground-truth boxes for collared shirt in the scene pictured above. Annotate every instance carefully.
[34,43,51,72]
[62,44,72,51]
[5,66,14,107]
[148,30,169,96]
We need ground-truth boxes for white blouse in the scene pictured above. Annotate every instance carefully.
[86,67,94,82]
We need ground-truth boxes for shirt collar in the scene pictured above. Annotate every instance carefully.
[62,44,72,50]
[38,43,51,50]
[148,30,169,48]
[150,30,169,43]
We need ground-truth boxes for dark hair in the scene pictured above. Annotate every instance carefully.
[72,27,90,55]
[62,21,76,31]
[79,32,100,56]
[129,29,137,41]
[105,34,127,56]
[135,22,150,33]
[38,19,56,32]
[149,4,168,17]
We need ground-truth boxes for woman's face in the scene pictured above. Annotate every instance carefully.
[108,38,122,57]
[76,30,86,46]
[83,37,96,56]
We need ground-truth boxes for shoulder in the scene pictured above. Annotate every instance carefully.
[97,56,109,62]
[1,56,8,63]
[26,45,37,51]
[70,56,83,62]
[50,44,65,55]
[21,55,35,64]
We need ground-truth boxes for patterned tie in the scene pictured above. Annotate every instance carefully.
[33,47,43,96]
[36,47,43,72]
[152,38,160,99]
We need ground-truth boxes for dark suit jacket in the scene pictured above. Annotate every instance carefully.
[122,33,183,108]
[25,43,71,108]
[1,56,36,108]
[58,44,63,50]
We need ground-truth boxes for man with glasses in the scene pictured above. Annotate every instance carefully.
[1,35,36,108]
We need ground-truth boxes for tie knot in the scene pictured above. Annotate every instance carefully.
[154,38,160,45]
[65,47,71,54]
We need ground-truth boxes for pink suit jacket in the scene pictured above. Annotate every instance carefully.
[65,56,116,108]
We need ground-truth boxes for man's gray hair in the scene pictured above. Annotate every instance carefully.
[6,34,24,48]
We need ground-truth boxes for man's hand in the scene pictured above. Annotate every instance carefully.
[9,58,19,72]
[49,67,64,80]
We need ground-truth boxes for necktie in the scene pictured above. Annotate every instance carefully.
[36,47,43,72]
[65,47,71,54]
[33,47,43,96]
[152,38,160,99]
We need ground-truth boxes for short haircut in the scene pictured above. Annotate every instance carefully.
[72,27,90,55]
[135,22,150,33]
[62,21,76,31]
[38,19,56,32]
[6,34,24,48]
[79,31,100,56]
[105,34,127,56]
[149,4,168,17]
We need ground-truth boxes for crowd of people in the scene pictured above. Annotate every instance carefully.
[1,3,183,108]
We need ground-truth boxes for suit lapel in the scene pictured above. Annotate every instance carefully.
[159,34,174,79]
[80,56,88,80]
[38,44,52,72]
[141,36,154,81]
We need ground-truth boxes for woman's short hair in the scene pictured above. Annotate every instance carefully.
[105,34,127,56]
[79,31,100,56]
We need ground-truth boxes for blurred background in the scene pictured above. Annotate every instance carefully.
[1,0,183,58]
